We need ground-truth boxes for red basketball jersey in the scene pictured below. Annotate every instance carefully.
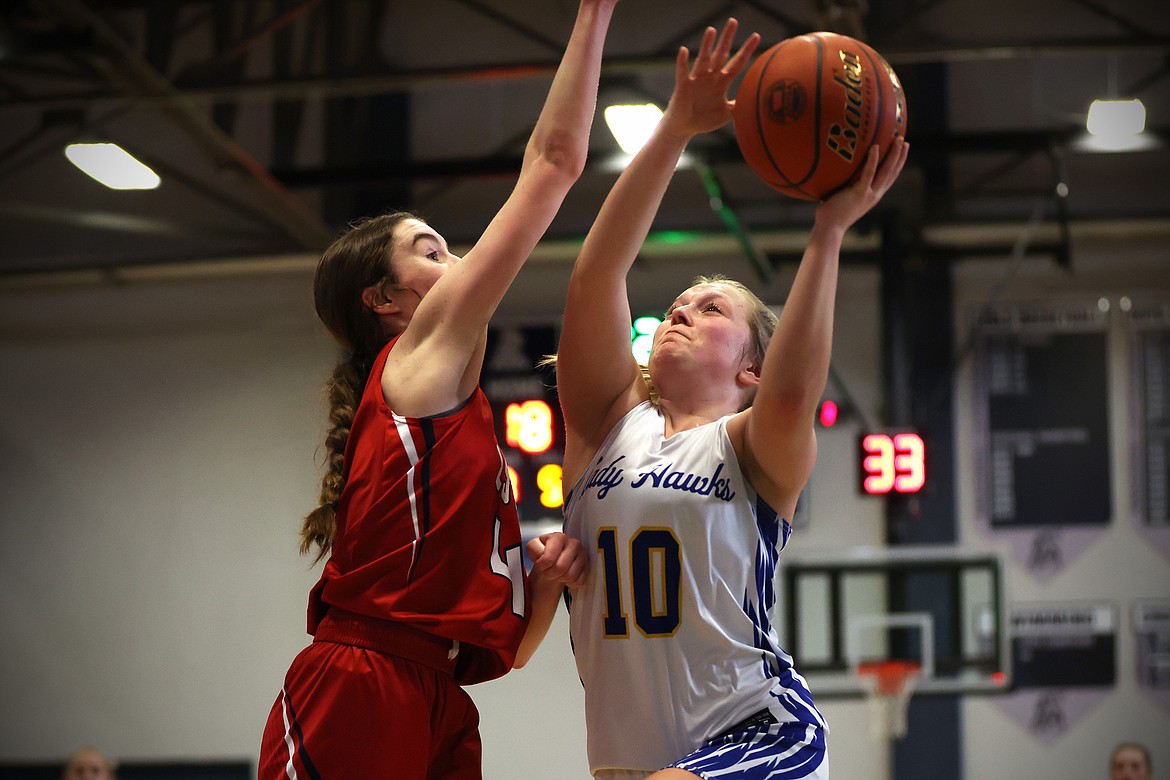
[307,337,530,684]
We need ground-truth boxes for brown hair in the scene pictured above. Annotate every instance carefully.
[300,211,420,563]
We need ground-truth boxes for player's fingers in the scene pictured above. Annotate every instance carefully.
[558,534,582,562]
[724,32,760,77]
[874,138,908,192]
[694,26,717,72]
[856,144,881,190]
[564,553,589,585]
[866,143,882,173]
[530,533,564,573]
[676,45,690,84]
[714,18,738,63]
[546,536,583,580]
[539,532,567,565]
[526,535,546,563]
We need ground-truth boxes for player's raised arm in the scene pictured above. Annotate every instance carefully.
[736,139,909,517]
[558,20,758,486]
[385,0,620,417]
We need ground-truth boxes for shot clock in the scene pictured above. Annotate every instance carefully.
[859,431,926,495]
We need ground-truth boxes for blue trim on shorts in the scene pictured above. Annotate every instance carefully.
[668,714,826,780]
[283,689,324,780]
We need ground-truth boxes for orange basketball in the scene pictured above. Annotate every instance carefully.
[733,32,907,201]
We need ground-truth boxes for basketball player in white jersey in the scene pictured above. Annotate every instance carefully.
[555,19,909,780]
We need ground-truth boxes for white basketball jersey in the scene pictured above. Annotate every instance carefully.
[564,402,825,774]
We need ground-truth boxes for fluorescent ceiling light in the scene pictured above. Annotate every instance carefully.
[604,103,663,155]
[65,142,161,190]
[1082,98,1150,151]
[1086,98,1145,136]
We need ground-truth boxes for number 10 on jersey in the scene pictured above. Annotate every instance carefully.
[597,526,682,638]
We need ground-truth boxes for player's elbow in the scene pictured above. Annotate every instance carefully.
[527,129,588,182]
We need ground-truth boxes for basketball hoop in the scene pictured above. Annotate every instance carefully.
[856,660,921,740]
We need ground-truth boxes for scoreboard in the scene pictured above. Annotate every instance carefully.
[483,325,566,524]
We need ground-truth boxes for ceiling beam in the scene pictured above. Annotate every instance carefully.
[3,35,1169,113]
[29,0,334,250]
[263,127,1169,189]
[4,218,1165,289]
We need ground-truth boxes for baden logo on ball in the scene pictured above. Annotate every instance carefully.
[826,48,867,164]
[733,32,907,201]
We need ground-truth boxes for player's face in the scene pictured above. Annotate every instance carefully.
[650,283,753,378]
[387,218,460,302]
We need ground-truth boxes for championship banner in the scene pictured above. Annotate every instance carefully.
[1127,300,1170,560]
[995,602,1116,743]
[1134,599,1170,714]
[971,301,1112,581]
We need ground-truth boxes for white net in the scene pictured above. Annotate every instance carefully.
[857,660,921,740]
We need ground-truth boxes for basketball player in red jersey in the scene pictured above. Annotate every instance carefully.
[258,2,619,777]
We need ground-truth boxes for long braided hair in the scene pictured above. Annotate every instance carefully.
[300,211,420,563]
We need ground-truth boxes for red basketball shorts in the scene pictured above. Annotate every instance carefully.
[259,615,482,780]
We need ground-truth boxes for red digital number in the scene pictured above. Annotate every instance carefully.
[861,432,926,495]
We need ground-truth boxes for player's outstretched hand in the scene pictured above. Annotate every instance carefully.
[815,137,909,232]
[660,18,760,140]
[527,532,588,589]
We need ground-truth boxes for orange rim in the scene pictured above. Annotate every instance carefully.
[856,660,921,696]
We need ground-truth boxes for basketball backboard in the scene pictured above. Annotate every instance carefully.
[779,545,1009,697]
